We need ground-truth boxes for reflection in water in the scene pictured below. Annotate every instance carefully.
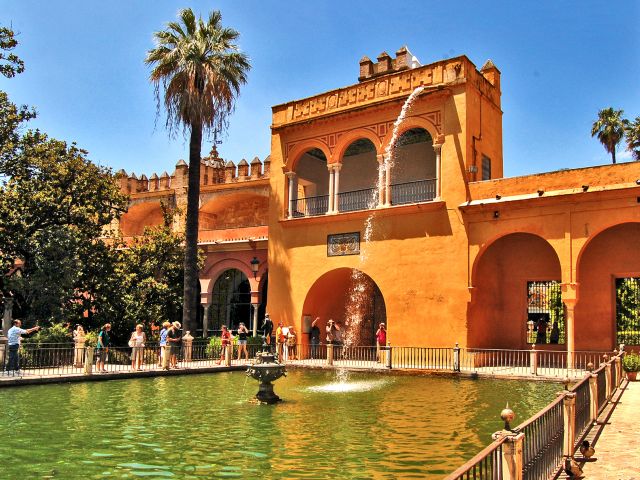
[0,371,558,479]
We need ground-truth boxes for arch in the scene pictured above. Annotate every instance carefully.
[380,115,440,153]
[200,191,268,230]
[302,268,386,347]
[333,128,382,162]
[390,127,436,188]
[338,137,379,199]
[575,222,640,350]
[204,258,258,296]
[469,232,562,349]
[207,268,252,332]
[286,140,332,173]
[119,201,164,237]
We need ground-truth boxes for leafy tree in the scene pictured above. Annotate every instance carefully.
[625,116,640,161]
[145,8,250,333]
[591,107,628,164]
[0,26,24,78]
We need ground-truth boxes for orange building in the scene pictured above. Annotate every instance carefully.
[267,47,640,353]
[116,146,270,337]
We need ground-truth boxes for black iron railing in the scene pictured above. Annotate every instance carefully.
[571,376,591,446]
[596,366,607,414]
[615,277,640,345]
[290,195,329,217]
[390,178,436,205]
[518,396,564,480]
[337,188,376,212]
[446,436,505,480]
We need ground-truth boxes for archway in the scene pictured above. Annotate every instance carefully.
[390,128,436,204]
[339,138,378,212]
[208,269,252,333]
[292,148,329,216]
[469,233,562,348]
[119,202,164,237]
[302,268,386,346]
[576,222,640,349]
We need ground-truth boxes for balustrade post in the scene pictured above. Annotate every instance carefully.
[327,165,335,214]
[84,346,94,375]
[376,154,385,207]
[530,344,538,376]
[587,363,598,424]
[225,342,232,367]
[386,344,392,369]
[327,343,334,366]
[286,171,297,219]
[453,342,460,372]
[614,353,622,387]
[560,385,576,457]
[202,304,210,338]
[491,431,524,480]
[433,143,443,200]
[604,355,612,400]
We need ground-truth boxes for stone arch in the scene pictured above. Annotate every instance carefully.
[575,222,640,349]
[333,129,382,162]
[380,115,440,153]
[469,232,562,349]
[204,258,258,299]
[301,268,386,347]
[199,192,268,230]
[119,201,164,237]
[286,140,332,173]
[207,268,252,332]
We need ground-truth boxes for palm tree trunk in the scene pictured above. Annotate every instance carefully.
[182,122,202,334]
[612,149,616,164]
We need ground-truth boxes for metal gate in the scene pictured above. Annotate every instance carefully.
[616,277,640,345]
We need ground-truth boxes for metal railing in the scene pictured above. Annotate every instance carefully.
[390,178,436,205]
[596,366,607,414]
[447,436,506,480]
[570,376,591,445]
[337,187,376,212]
[517,396,564,480]
[290,194,329,217]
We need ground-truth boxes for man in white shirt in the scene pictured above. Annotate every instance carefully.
[6,320,40,374]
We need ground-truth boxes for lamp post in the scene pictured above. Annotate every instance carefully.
[250,257,260,337]
[250,257,260,279]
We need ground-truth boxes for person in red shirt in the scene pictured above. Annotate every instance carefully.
[217,325,233,364]
[376,323,387,363]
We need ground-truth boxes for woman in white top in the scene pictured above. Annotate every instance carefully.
[73,325,86,368]
[130,324,146,371]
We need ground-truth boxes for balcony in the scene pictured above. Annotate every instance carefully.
[289,178,437,218]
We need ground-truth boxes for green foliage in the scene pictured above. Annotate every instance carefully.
[0,26,25,78]
[591,107,628,164]
[622,351,640,372]
[616,277,640,344]
[22,322,72,345]
[625,116,640,161]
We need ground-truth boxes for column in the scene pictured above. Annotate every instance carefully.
[327,164,335,214]
[2,297,13,336]
[285,171,297,219]
[376,154,385,207]
[561,391,576,457]
[252,303,259,337]
[384,154,391,207]
[202,304,210,338]
[433,143,443,200]
[333,163,341,213]
[565,300,576,370]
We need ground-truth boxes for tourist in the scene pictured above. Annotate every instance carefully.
[166,321,182,369]
[73,325,86,368]
[6,320,40,375]
[535,316,548,344]
[276,321,285,360]
[262,313,273,352]
[129,324,146,371]
[310,317,321,358]
[287,326,297,360]
[95,323,111,373]
[236,322,250,362]
[158,321,170,367]
[217,325,233,364]
[549,322,560,344]
[326,319,336,344]
[376,323,387,363]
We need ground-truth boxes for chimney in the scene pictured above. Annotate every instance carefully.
[250,156,262,179]
[376,52,392,74]
[359,56,374,81]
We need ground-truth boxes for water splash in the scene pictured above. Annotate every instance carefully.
[343,86,425,347]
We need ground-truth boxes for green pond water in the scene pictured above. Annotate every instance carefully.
[0,370,559,479]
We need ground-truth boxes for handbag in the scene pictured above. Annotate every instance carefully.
[128,338,135,348]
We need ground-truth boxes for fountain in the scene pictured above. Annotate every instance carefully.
[246,351,287,404]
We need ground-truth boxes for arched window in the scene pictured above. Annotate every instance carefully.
[339,138,378,212]
[292,148,329,216]
[209,269,252,333]
[391,128,436,204]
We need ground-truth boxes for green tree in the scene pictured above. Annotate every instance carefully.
[591,107,628,164]
[145,8,250,333]
[625,116,640,162]
[0,26,25,78]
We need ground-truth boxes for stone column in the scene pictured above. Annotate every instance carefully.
[285,171,297,219]
[327,164,335,214]
[333,163,341,213]
[376,154,385,207]
[530,344,538,376]
[588,372,598,423]
[564,300,576,370]
[604,357,612,400]
[491,431,525,480]
[433,143,443,200]
[561,391,576,457]
[384,154,392,207]
[84,347,95,375]
[252,303,259,337]
[2,297,13,337]
[202,304,210,338]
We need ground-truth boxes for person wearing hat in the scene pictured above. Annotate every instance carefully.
[326,319,336,344]
[261,313,273,353]
[166,321,182,369]
[376,322,387,363]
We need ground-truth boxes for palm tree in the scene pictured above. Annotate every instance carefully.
[146,9,250,333]
[591,107,627,164]
[625,116,640,161]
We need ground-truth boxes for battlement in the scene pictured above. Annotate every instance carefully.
[116,146,270,195]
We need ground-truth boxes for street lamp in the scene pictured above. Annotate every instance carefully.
[250,257,260,279]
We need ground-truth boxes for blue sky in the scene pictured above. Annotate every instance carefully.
[1,1,639,178]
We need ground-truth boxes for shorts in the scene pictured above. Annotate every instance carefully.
[96,349,108,362]
[238,340,247,345]
[131,346,144,363]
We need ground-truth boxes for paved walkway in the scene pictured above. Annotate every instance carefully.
[578,379,640,480]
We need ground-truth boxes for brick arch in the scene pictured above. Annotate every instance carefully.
[333,129,382,163]
[286,140,332,173]
[203,258,259,299]
[380,115,440,153]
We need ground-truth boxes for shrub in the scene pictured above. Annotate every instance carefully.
[622,350,640,372]
[22,322,72,345]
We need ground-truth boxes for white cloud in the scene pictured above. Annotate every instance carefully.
[617,149,633,161]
